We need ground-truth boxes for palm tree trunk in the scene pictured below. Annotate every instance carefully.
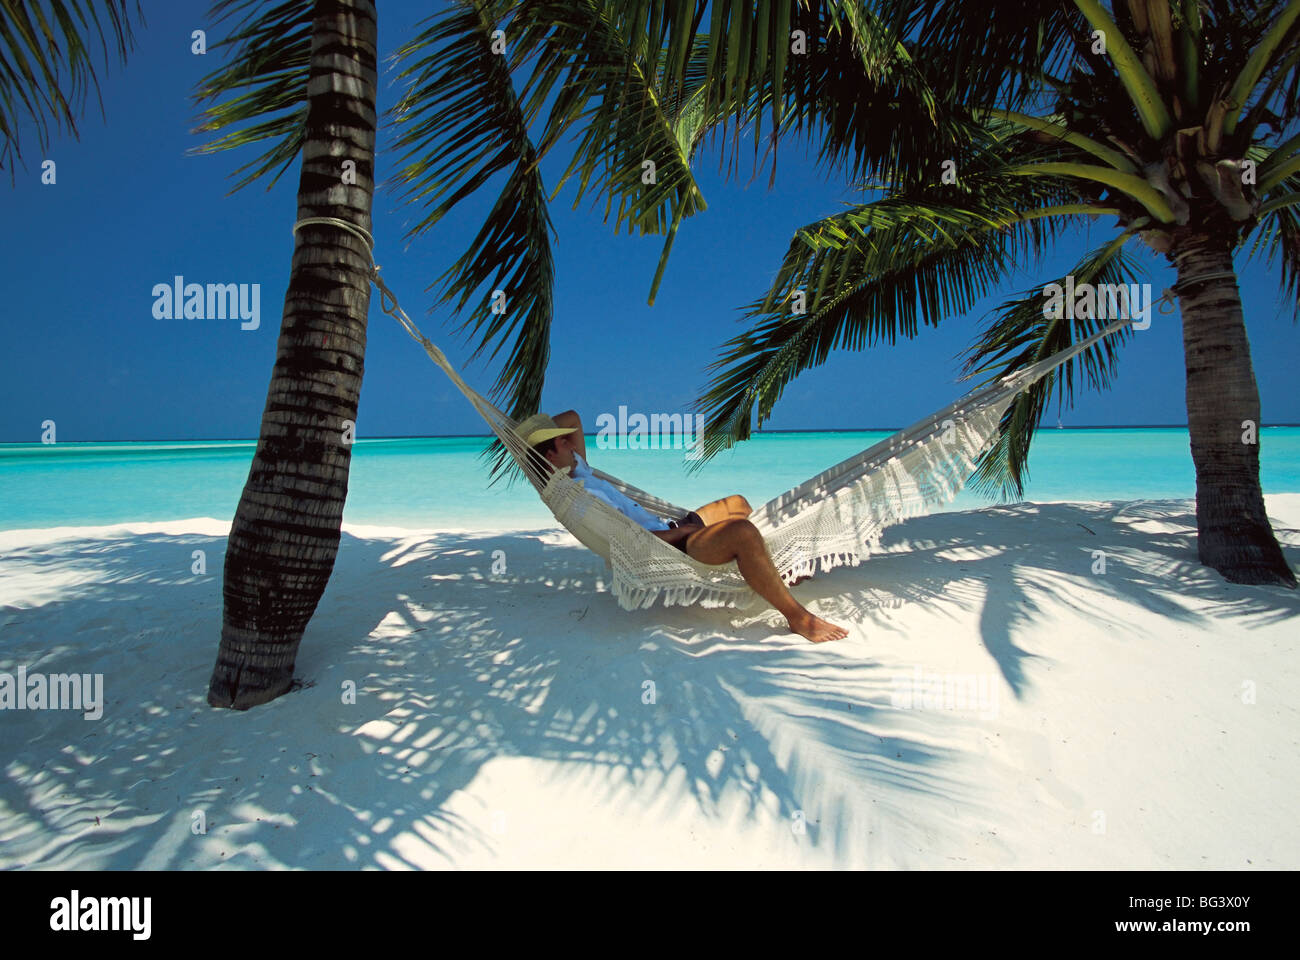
[1174,235,1296,587]
[208,0,380,709]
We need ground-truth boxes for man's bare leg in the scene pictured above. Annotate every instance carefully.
[695,496,813,584]
[682,518,849,643]
[694,494,753,525]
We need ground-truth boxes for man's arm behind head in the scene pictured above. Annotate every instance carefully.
[551,410,587,461]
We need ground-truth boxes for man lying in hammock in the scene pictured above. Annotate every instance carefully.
[517,411,849,644]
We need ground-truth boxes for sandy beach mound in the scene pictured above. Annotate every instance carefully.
[1,496,1297,869]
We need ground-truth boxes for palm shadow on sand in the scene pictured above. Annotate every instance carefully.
[0,497,1294,868]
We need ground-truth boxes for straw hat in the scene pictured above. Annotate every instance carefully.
[514,412,577,447]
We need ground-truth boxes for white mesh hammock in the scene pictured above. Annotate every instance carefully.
[296,217,1133,612]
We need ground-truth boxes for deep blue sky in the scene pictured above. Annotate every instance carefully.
[1,1,1296,443]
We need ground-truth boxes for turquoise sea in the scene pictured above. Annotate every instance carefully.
[1,429,1298,532]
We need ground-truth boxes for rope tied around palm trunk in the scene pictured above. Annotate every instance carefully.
[291,216,401,322]
[1155,271,1241,314]
[290,216,466,381]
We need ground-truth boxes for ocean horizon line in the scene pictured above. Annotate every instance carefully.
[3,423,1299,445]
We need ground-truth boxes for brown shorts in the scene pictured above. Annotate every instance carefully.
[666,512,705,553]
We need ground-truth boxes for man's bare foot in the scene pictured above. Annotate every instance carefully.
[788,610,849,643]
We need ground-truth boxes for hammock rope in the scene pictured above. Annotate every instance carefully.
[291,216,1137,610]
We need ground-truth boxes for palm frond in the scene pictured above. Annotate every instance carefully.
[751,0,972,189]
[571,0,977,192]
[1237,39,1300,142]
[960,234,1143,500]
[877,0,1081,110]
[629,0,821,155]
[1221,0,1300,138]
[0,0,143,175]
[189,0,314,193]
[1246,163,1300,319]
[507,0,708,302]
[646,64,716,300]
[388,0,554,484]
[691,156,1089,467]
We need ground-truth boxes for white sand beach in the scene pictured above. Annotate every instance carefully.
[1,495,1297,870]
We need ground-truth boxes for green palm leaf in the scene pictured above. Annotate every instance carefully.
[189,0,314,192]
[0,0,142,175]
[506,0,708,302]
[959,235,1142,499]
[755,1,967,188]
[879,0,1080,110]
[389,0,555,484]
[692,162,1090,467]
[1247,164,1300,318]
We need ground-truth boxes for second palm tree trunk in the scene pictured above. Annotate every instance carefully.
[1176,234,1296,587]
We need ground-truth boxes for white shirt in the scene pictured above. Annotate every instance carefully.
[569,453,670,531]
